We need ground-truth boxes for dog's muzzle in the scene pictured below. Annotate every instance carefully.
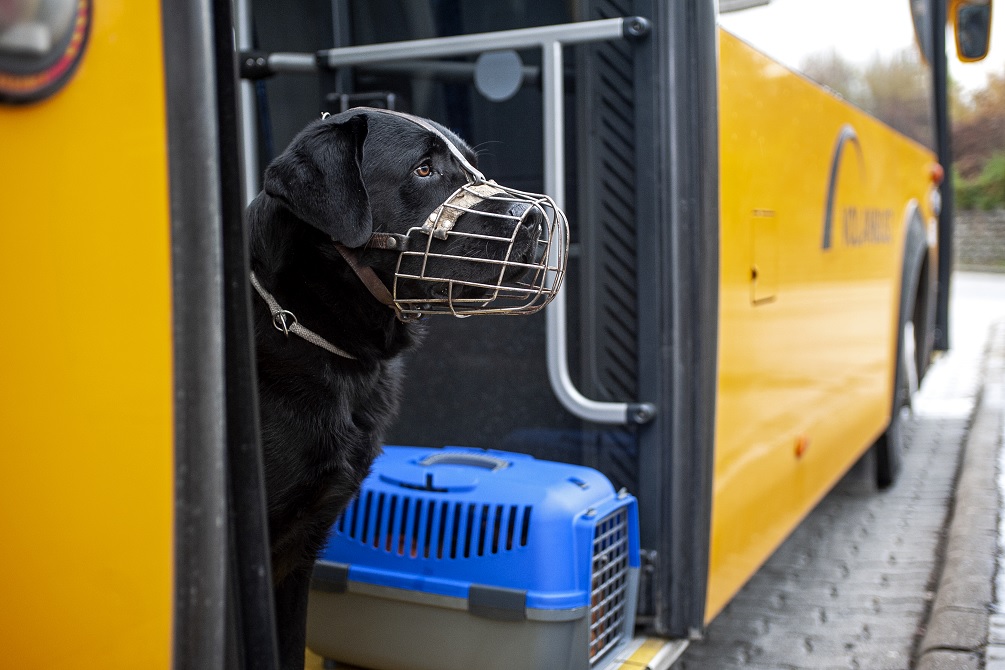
[337,107,569,321]
[384,180,568,319]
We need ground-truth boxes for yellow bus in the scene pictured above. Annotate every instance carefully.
[0,0,993,668]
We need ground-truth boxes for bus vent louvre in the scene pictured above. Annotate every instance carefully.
[579,0,641,494]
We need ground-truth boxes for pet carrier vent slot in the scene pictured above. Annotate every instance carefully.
[383,495,396,551]
[372,493,386,548]
[453,503,466,559]
[488,506,500,554]
[588,508,630,665]
[436,500,448,558]
[463,503,476,558]
[393,498,406,554]
[331,492,533,559]
[409,498,422,557]
[361,491,373,545]
[506,505,517,550]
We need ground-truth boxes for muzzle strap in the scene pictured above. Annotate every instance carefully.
[422,181,508,240]
[335,243,412,319]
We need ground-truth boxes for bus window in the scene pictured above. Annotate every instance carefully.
[719,0,936,149]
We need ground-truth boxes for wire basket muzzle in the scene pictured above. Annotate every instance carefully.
[391,181,569,317]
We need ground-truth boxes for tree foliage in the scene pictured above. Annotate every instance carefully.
[952,65,1005,180]
[952,64,1005,209]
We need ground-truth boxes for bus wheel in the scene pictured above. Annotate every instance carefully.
[874,309,918,489]
[902,319,919,406]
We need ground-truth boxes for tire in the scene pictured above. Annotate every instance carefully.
[902,319,920,407]
[874,284,922,489]
[874,316,916,489]
[873,417,902,489]
[874,206,929,490]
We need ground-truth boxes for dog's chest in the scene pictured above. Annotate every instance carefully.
[261,356,407,573]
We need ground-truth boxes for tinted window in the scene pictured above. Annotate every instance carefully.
[720,0,936,148]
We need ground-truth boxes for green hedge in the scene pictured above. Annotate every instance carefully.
[955,153,1005,211]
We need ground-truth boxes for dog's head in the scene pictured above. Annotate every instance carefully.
[262,109,565,317]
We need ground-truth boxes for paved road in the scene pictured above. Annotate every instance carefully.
[677,272,1005,670]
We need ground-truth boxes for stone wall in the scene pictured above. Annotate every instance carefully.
[955,209,1005,273]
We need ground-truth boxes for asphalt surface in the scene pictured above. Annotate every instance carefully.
[678,272,1005,670]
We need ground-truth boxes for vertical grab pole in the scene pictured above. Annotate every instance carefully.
[235,0,259,204]
[542,42,564,213]
[542,40,581,423]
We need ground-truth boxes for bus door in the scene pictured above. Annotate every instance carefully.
[242,0,721,640]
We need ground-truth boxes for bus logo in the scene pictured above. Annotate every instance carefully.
[821,124,862,250]
[821,124,894,249]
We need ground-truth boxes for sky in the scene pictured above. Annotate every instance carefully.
[719,0,1004,93]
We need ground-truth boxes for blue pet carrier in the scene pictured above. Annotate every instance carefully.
[306,445,641,670]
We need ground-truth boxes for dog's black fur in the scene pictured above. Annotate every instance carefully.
[247,109,540,669]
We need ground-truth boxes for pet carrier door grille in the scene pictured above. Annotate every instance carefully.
[589,507,631,664]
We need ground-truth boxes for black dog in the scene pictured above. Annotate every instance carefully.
[247,109,542,669]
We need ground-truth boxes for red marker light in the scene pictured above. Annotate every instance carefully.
[929,163,945,185]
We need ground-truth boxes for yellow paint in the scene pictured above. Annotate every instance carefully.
[0,1,174,668]
[706,30,937,622]
[620,637,673,668]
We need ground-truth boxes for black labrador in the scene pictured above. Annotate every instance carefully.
[247,109,541,669]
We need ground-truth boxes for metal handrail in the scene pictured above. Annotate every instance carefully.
[237,17,656,426]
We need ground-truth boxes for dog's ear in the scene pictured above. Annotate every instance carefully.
[263,115,372,247]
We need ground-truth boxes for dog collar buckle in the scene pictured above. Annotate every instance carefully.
[271,309,297,336]
[249,272,357,360]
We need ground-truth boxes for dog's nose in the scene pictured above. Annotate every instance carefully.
[513,204,545,235]
[508,201,542,221]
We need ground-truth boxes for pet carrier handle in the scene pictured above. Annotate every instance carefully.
[236,15,658,425]
[418,452,510,471]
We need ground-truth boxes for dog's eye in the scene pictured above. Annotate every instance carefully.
[414,163,433,178]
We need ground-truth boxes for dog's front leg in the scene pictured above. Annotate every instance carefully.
[273,566,313,670]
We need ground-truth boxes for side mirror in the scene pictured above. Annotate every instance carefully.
[952,0,994,62]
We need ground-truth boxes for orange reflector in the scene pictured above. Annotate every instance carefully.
[929,163,945,185]
[795,435,810,458]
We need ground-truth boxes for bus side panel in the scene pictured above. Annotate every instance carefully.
[707,30,936,621]
[0,2,174,668]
